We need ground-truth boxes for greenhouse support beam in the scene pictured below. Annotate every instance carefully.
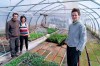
[35,15,41,28]
[43,4,63,13]
[82,9,97,33]
[33,3,54,15]
[6,0,24,22]
[0,0,90,8]
[92,0,100,10]
[92,0,100,37]
[14,8,100,12]
[79,3,100,36]
[30,3,53,28]
[29,4,64,25]
[25,0,46,13]
[26,0,46,30]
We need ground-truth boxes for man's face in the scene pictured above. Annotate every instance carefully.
[13,15,18,21]
[71,12,80,22]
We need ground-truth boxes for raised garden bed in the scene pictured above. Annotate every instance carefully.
[29,32,45,41]
[46,33,67,46]
[47,28,57,34]
[4,52,58,66]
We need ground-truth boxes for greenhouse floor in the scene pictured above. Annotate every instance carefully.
[29,42,66,66]
[81,31,100,66]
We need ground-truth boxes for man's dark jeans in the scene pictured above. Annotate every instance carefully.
[9,37,19,57]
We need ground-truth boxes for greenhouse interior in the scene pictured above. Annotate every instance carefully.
[0,0,100,66]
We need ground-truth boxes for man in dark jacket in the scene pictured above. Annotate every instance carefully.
[6,13,20,58]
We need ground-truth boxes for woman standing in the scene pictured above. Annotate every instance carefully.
[19,15,29,53]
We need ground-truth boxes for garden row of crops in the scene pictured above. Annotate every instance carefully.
[29,28,57,41]
[46,33,67,46]
[4,52,58,66]
[29,32,45,41]
[0,28,57,56]
[47,28,57,34]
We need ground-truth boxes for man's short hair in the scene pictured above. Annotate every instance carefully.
[12,13,19,16]
[71,8,80,16]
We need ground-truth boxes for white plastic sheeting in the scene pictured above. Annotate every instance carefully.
[0,0,100,35]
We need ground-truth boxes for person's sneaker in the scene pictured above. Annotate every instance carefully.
[20,51,22,54]
[15,53,19,57]
[11,56,16,59]
[15,54,19,57]
[16,52,21,56]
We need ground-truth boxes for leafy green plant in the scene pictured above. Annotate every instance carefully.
[4,52,58,66]
[47,33,67,46]
[4,52,31,66]
[47,28,57,34]
[29,32,45,41]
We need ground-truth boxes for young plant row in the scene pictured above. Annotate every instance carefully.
[4,52,58,66]
[46,33,67,46]
[47,28,57,34]
[4,52,31,66]
[29,32,45,41]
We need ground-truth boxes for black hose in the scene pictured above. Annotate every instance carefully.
[85,46,91,66]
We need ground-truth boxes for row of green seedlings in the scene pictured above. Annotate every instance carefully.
[29,32,45,41]
[46,33,67,46]
[0,28,56,39]
[47,28,57,34]
[28,28,57,41]
[4,52,58,66]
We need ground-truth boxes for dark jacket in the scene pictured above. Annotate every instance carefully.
[6,18,20,38]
